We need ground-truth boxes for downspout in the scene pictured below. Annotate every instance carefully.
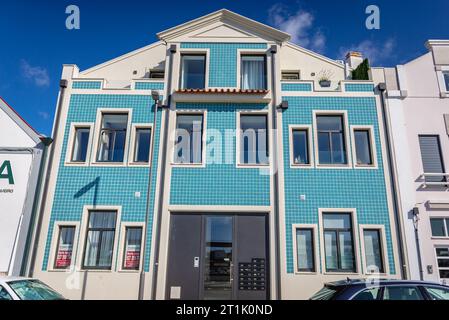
[412,207,424,280]
[270,44,282,299]
[28,79,67,277]
[150,43,176,300]
[378,83,409,279]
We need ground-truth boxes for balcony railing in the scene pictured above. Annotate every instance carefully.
[420,173,449,187]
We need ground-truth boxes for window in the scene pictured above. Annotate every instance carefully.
[430,218,449,237]
[133,128,151,163]
[292,129,310,165]
[0,286,12,301]
[239,114,269,165]
[436,247,449,280]
[419,135,446,183]
[382,286,424,300]
[354,129,374,166]
[317,115,347,165]
[424,286,449,300]
[180,55,206,89]
[352,287,381,300]
[241,55,267,90]
[54,226,76,269]
[282,71,300,80]
[174,114,204,164]
[444,71,449,92]
[149,70,164,79]
[71,127,90,162]
[363,229,384,273]
[122,227,143,270]
[83,211,117,269]
[295,228,315,272]
[323,213,355,272]
[97,113,128,163]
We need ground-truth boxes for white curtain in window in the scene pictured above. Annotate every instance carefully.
[241,56,265,90]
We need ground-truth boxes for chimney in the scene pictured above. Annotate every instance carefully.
[345,51,364,69]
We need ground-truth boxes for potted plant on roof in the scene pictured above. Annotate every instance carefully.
[318,69,334,88]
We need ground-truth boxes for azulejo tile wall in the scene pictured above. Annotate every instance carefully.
[281,96,396,274]
[180,43,268,88]
[170,102,271,206]
[72,81,102,89]
[42,94,162,272]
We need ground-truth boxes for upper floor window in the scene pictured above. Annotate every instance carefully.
[239,114,269,165]
[354,129,374,166]
[317,115,347,165]
[133,128,152,163]
[174,114,204,164]
[430,218,449,237]
[443,71,449,92]
[180,54,206,89]
[71,127,90,162]
[292,128,310,165]
[97,113,128,163]
[282,71,300,80]
[418,135,446,184]
[241,55,267,90]
[149,70,165,79]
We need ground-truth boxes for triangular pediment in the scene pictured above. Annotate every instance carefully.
[157,9,290,43]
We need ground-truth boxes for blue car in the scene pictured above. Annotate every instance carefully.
[310,279,449,300]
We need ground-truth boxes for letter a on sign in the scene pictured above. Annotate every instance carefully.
[66,5,80,30]
[0,161,14,184]
[365,5,380,30]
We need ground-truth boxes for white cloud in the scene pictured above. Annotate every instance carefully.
[20,60,50,87]
[339,38,396,65]
[268,4,326,53]
[38,111,50,120]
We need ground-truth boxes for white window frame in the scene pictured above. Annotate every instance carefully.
[292,224,318,274]
[65,123,94,166]
[434,246,449,282]
[359,224,389,275]
[318,208,361,275]
[236,49,270,90]
[117,222,145,272]
[171,110,207,168]
[236,110,270,168]
[313,110,352,169]
[91,108,132,167]
[350,125,378,169]
[281,70,301,81]
[178,49,210,90]
[76,205,122,272]
[47,221,80,272]
[128,123,153,166]
[430,217,449,239]
[289,125,314,168]
[436,66,449,97]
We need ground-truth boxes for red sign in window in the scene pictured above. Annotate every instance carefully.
[55,246,72,268]
[124,248,140,269]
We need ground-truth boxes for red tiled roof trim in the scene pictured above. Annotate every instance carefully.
[176,88,269,94]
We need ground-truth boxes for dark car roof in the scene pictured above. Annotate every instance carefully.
[325,278,448,288]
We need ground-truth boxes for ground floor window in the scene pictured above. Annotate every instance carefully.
[54,226,76,269]
[122,227,143,270]
[295,228,315,272]
[363,229,384,273]
[436,247,449,280]
[322,213,356,272]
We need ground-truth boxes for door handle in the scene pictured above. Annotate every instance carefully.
[194,257,199,268]
[230,262,234,283]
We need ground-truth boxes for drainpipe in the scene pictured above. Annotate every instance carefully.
[378,83,409,280]
[28,79,68,277]
[149,43,177,300]
[270,44,282,299]
[412,207,424,280]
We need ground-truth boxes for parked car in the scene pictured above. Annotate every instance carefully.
[310,279,449,300]
[0,277,65,300]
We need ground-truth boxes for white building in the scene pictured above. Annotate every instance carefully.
[373,40,449,283]
[0,97,48,276]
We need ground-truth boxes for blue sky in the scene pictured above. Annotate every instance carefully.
[1,0,448,135]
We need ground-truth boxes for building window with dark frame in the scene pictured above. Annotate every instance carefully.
[363,229,385,273]
[54,226,76,269]
[354,129,374,166]
[180,54,206,89]
[317,115,347,165]
[122,227,143,270]
[295,228,315,272]
[323,213,356,272]
[83,211,117,270]
[133,127,152,163]
[96,113,129,163]
[292,128,310,165]
[430,218,449,237]
[443,71,449,92]
[71,127,90,162]
[281,71,300,80]
[436,247,449,280]
[174,114,204,164]
[241,55,267,90]
[239,114,269,165]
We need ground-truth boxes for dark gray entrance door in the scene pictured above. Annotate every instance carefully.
[166,214,268,300]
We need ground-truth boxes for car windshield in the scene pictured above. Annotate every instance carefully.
[8,280,65,300]
[310,285,342,300]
